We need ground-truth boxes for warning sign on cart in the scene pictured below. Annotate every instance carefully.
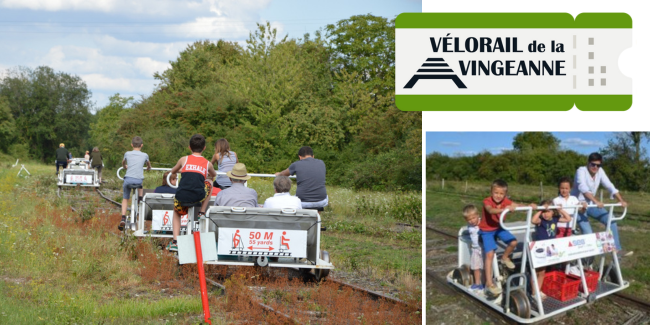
[152,210,189,231]
[529,231,615,268]
[218,228,307,258]
[65,174,93,184]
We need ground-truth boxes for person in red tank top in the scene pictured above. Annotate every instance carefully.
[166,134,217,252]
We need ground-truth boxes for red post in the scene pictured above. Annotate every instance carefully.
[194,232,212,324]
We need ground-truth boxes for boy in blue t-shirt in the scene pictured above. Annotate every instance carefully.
[531,199,572,299]
[119,136,152,231]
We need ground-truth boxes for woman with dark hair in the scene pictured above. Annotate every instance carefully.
[154,171,177,194]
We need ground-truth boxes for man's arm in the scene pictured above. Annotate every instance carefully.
[275,168,290,177]
[146,159,152,171]
[122,156,127,169]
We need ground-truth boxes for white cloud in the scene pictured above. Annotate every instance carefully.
[134,57,170,78]
[0,0,271,17]
[440,141,461,147]
[561,138,603,148]
[452,151,476,157]
[80,73,154,93]
[489,147,511,154]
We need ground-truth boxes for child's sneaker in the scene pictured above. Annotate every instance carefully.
[470,284,485,295]
[118,216,126,231]
[486,284,502,296]
[166,241,178,252]
[501,258,516,270]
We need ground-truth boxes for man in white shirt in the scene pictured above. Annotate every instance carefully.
[263,176,302,210]
[571,152,632,257]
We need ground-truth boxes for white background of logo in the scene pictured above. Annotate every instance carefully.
[397,29,631,94]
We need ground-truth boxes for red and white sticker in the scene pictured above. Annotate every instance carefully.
[218,228,307,258]
[152,210,189,231]
[65,174,93,184]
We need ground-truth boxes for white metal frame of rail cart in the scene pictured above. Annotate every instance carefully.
[447,203,629,323]
[201,206,334,280]
[116,167,297,236]
[58,158,100,188]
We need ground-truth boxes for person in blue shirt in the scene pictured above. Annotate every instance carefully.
[531,200,572,300]
[154,171,177,194]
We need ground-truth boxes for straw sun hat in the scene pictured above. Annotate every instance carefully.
[227,163,251,180]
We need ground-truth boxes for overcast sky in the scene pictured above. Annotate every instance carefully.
[425,132,650,156]
[0,0,420,109]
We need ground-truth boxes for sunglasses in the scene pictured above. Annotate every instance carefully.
[589,162,602,168]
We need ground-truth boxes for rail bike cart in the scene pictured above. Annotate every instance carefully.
[116,167,333,278]
[57,158,100,188]
[447,203,629,323]
[200,206,334,280]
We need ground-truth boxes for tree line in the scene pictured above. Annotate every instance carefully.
[0,15,421,191]
[426,132,650,192]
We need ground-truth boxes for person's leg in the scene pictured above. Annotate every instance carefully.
[172,210,181,241]
[484,250,495,287]
[200,180,213,214]
[589,207,622,251]
[577,209,593,235]
[56,161,60,174]
[121,180,130,216]
[497,229,517,269]
[481,230,501,294]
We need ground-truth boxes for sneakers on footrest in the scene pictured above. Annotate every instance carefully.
[501,258,516,270]
[118,216,126,231]
[166,241,178,252]
[486,284,502,296]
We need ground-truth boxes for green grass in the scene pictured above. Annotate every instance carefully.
[1,160,423,322]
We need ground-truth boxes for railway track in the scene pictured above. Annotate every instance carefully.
[425,224,650,323]
[58,184,421,323]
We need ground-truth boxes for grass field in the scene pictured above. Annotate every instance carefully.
[426,180,650,301]
[0,160,422,323]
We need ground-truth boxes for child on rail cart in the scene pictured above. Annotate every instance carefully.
[463,204,484,294]
[166,134,217,251]
[119,136,152,231]
[480,179,536,296]
[531,200,572,299]
[210,138,238,190]
[552,177,587,238]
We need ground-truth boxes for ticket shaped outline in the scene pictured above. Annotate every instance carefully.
[395,13,632,111]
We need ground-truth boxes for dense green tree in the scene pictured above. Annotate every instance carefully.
[0,97,16,152]
[0,66,93,161]
[325,14,395,96]
[601,134,650,191]
[512,132,560,151]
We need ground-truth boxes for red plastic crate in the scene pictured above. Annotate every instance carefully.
[542,271,580,301]
[568,270,600,293]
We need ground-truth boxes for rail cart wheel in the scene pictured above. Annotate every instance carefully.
[451,265,471,287]
[509,289,531,319]
[256,256,269,267]
[315,250,330,281]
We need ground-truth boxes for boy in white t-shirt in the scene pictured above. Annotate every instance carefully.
[552,177,587,238]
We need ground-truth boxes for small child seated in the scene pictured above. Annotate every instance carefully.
[463,204,483,293]
[480,179,536,297]
[532,200,572,299]
[552,177,586,238]
[166,134,217,251]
